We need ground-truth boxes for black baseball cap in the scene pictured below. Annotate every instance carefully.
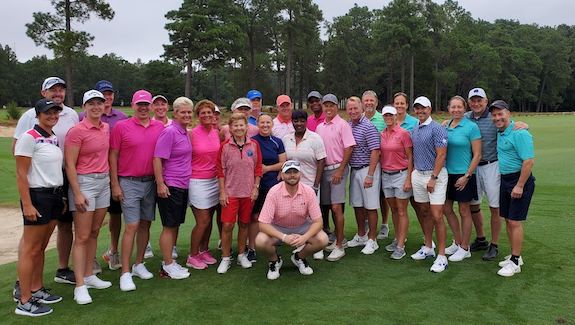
[35,98,63,114]
[488,100,510,112]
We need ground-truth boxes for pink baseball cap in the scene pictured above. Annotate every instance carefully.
[132,90,152,104]
[276,94,292,107]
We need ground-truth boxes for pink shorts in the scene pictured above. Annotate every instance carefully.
[221,197,253,224]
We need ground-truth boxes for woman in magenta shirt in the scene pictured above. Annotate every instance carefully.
[379,105,413,260]
[186,100,221,270]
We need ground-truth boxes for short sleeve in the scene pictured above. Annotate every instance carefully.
[401,129,413,148]
[341,123,357,148]
[276,136,285,155]
[515,131,535,161]
[366,123,381,151]
[305,185,322,221]
[313,134,327,160]
[13,109,36,140]
[469,123,482,141]
[258,187,276,224]
[109,123,122,150]
[14,133,35,157]
[434,125,448,148]
[65,126,82,148]
[154,128,175,159]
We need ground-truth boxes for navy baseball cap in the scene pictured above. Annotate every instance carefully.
[35,98,63,114]
[488,100,510,112]
[95,80,114,93]
[246,89,262,100]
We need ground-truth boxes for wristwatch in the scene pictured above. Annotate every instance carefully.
[465,173,472,179]
[430,174,438,180]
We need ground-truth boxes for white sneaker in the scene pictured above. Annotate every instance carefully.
[132,263,154,280]
[237,253,253,269]
[498,255,524,267]
[291,254,313,275]
[497,261,521,277]
[385,238,398,252]
[326,247,346,262]
[162,261,190,280]
[217,257,231,274]
[430,255,448,273]
[377,224,389,240]
[448,246,471,262]
[347,233,368,247]
[73,285,92,305]
[119,272,136,292]
[411,245,435,260]
[171,246,179,259]
[445,241,459,255]
[361,239,379,255]
[313,250,324,260]
[267,257,283,280]
[84,275,112,289]
[92,258,102,275]
[144,242,154,259]
[325,241,337,252]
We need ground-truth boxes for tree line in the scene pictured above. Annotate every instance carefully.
[1,0,574,112]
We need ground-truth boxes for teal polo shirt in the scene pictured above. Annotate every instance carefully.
[368,112,386,132]
[497,122,535,175]
[400,114,419,134]
[445,118,481,174]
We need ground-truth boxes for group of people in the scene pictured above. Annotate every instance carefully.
[12,76,536,317]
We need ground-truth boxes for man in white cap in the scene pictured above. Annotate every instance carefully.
[13,77,79,286]
[409,96,449,273]
[255,160,328,280]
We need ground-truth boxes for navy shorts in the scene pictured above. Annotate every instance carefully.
[500,172,535,221]
[447,174,478,203]
[157,186,188,228]
[22,188,65,226]
[252,186,272,215]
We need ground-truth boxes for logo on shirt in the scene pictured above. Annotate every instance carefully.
[441,139,447,145]
[246,150,254,157]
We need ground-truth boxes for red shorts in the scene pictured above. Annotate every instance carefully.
[221,197,253,224]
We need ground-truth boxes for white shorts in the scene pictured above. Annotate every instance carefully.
[412,168,447,205]
[382,169,412,200]
[470,161,500,207]
[188,178,219,209]
[349,165,380,210]
[68,173,110,212]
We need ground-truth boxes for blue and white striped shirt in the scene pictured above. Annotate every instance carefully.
[412,117,448,171]
[349,116,381,168]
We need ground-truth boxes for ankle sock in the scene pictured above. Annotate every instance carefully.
[510,255,520,265]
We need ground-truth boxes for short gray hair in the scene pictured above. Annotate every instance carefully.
[173,97,194,113]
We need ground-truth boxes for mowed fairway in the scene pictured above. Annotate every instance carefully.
[0,114,574,324]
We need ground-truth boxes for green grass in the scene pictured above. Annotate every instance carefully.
[0,115,574,324]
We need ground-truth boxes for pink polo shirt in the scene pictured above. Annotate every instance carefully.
[315,114,356,165]
[65,119,110,174]
[110,117,164,177]
[220,124,259,141]
[272,116,295,139]
[306,112,326,132]
[154,122,192,189]
[216,138,263,198]
[380,124,413,171]
[258,182,322,228]
[190,124,220,179]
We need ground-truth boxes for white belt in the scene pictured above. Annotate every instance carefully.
[324,163,341,171]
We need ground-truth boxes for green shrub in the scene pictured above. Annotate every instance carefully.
[6,101,21,120]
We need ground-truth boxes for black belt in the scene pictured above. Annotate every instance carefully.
[121,176,154,182]
[30,187,63,194]
[478,159,498,166]
[383,168,407,175]
[351,164,369,170]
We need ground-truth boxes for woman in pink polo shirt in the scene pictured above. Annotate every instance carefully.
[216,112,262,274]
[380,105,413,260]
[186,100,220,270]
[65,90,113,304]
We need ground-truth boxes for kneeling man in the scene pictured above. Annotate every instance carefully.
[256,160,328,280]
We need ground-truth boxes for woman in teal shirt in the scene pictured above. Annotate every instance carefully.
[443,95,482,263]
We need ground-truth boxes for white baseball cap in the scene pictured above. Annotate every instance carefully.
[468,88,487,99]
[281,160,301,173]
[381,105,397,115]
[413,96,432,108]
[82,90,105,105]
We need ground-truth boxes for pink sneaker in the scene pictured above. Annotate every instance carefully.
[199,250,217,265]
[186,254,208,270]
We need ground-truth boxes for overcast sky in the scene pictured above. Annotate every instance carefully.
[1,0,572,63]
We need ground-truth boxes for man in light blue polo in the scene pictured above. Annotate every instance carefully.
[409,96,449,273]
[489,100,535,277]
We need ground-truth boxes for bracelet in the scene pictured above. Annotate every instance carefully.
[366,175,374,179]
[282,234,287,242]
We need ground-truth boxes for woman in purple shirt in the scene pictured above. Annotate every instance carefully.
[153,97,194,280]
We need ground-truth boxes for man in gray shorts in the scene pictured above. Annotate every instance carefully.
[315,94,356,262]
[109,90,165,291]
[256,160,328,280]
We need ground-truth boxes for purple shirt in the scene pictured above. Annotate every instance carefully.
[80,109,128,129]
[153,122,192,189]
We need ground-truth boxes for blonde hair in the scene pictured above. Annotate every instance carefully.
[449,95,468,109]
[194,99,215,116]
[228,112,247,126]
[347,96,363,109]
[172,97,194,113]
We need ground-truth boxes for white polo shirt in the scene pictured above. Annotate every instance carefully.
[282,130,327,187]
[14,125,63,188]
[14,105,79,156]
